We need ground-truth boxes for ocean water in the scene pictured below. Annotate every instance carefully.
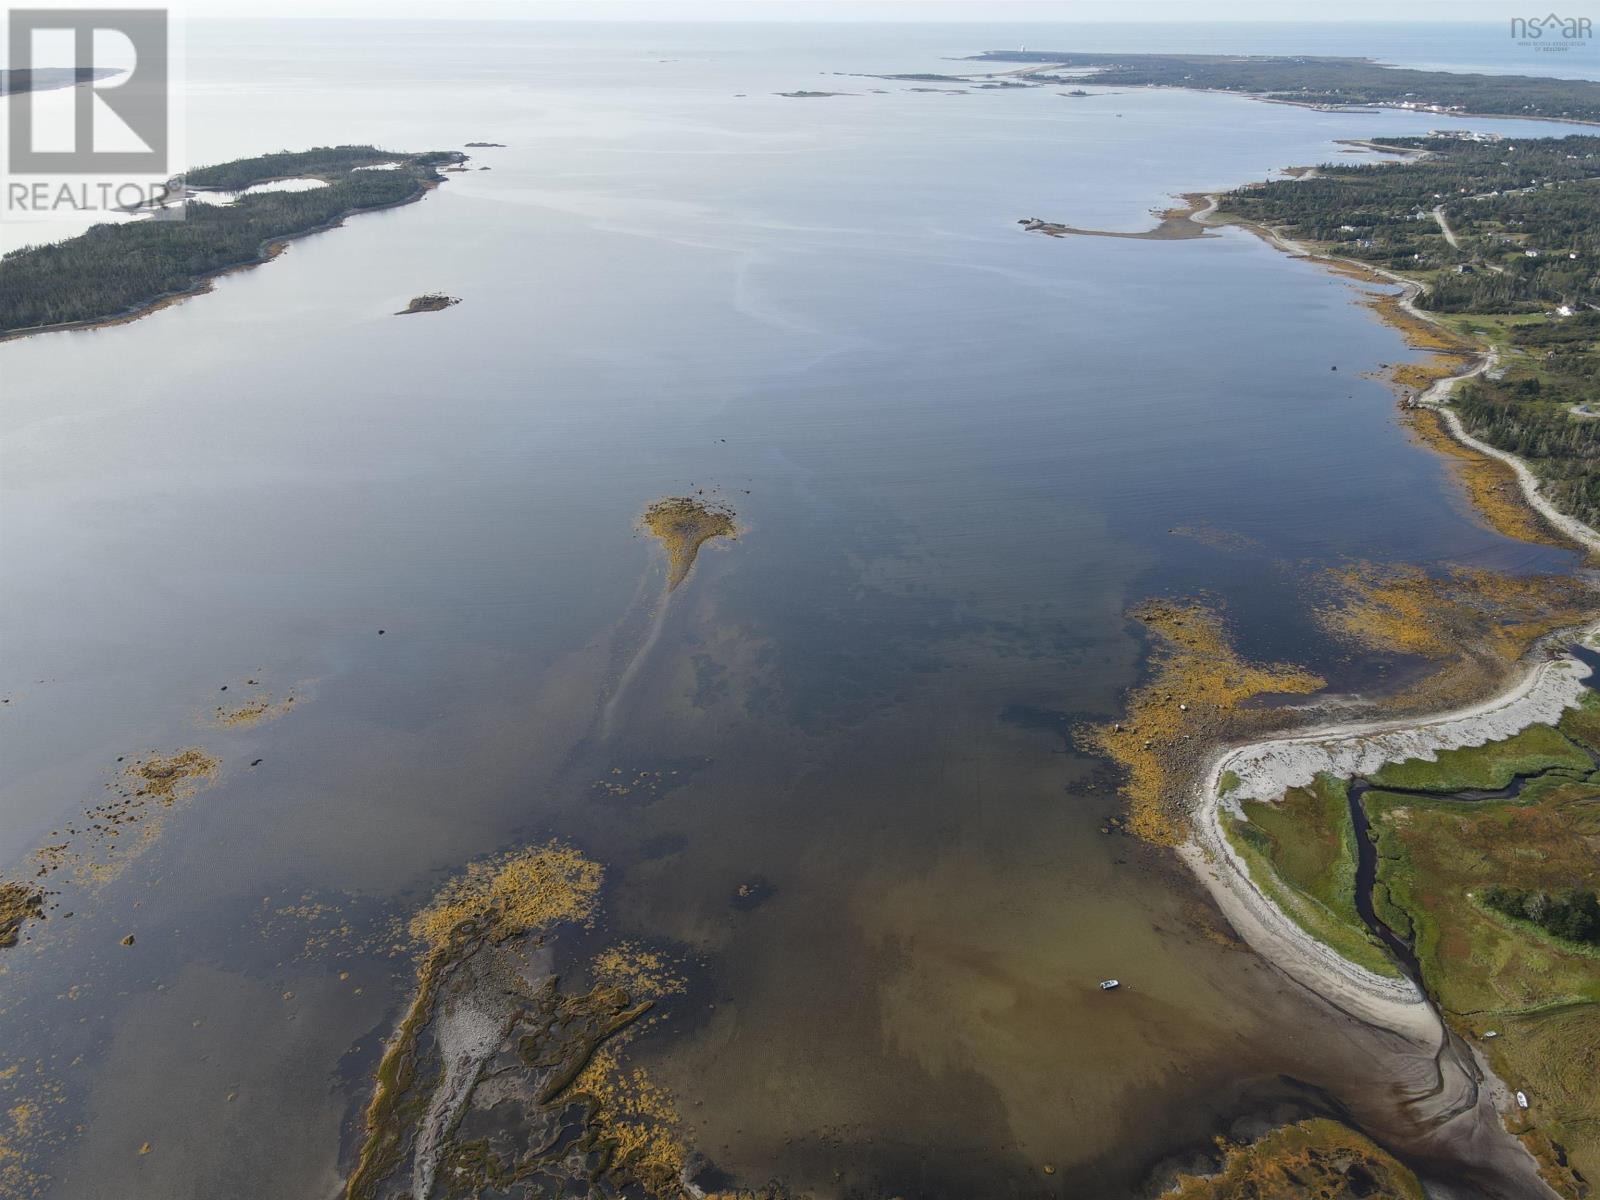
[0,20,1591,1198]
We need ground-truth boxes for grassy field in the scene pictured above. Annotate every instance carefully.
[1558,690,1600,756]
[1226,775,1400,979]
[1365,771,1600,1189]
[1485,1003,1600,1190]
[1231,701,1600,1191]
[1366,723,1591,792]
[1366,783,1600,1012]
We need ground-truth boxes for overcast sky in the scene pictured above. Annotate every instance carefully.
[175,0,1579,21]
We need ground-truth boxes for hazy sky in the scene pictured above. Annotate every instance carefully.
[175,0,1579,21]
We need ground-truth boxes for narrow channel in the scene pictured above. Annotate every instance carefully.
[1344,686,1600,986]
[1346,781,1425,983]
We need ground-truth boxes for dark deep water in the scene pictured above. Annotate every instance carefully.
[0,19,1593,1199]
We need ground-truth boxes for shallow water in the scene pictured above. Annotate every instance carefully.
[0,19,1590,1198]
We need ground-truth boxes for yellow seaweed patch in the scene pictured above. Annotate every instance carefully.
[0,884,43,949]
[1084,601,1324,845]
[0,1065,66,1200]
[591,941,686,1001]
[1316,562,1593,663]
[345,843,710,1200]
[574,943,690,1189]
[642,497,736,592]
[1363,288,1475,358]
[574,1044,689,1195]
[1165,1117,1425,1200]
[1318,564,1451,658]
[1402,409,1565,549]
[1353,287,1479,400]
[210,692,298,728]
[408,841,603,950]
[262,897,362,958]
[28,749,222,888]
[127,749,219,803]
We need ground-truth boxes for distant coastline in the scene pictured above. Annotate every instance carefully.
[966,51,1600,126]
[0,66,121,95]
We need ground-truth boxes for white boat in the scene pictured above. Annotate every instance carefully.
[1516,1091,1529,1110]
[1099,979,1120,991]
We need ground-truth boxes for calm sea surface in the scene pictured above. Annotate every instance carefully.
[0,20,1593,1198]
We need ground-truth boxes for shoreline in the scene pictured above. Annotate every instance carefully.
[1251,91,1600,129]
[1184,618,1598,1031]
[984,64,1600,129]
[1019,192,1218,241]
[1201,196,1594,555]
[0,178,447,345]
[1167,186,1599,1192]
[999,155,1600,1185]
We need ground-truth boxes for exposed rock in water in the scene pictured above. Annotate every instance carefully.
[730,877,774,911]
[129,748,220,803]
[396,294,460,315]
[0,882,44,948]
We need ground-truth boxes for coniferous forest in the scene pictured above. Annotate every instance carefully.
[0,146,464,336]
[969,52,1600,123]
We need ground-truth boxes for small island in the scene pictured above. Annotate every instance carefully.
[396,293,460,315]
[0,145,466,340]
[463,141,505,147]
[642,497,736,591]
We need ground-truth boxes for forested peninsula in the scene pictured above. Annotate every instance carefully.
[968,51,1600,124]
[0,145,465,338]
